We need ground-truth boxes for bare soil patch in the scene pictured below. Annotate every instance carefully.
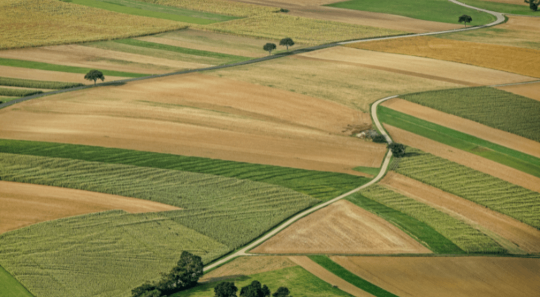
[381,172,540,254]
[384,124,540,193]
[498,82,540,102]
[0,181,180,234]
[0,66,127,83]
[200,256,296,283]
[251,200,431,254]
[383,98,540,159]
[331,256,540,297]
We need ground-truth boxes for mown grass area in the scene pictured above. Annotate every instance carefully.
[360,185,506,254]
[0,77,84,89]
[0,210,228,297]
[459,0,540,16]
[309,256,396,297]
[402,87,540,143]
[63,0,236,24]
[0,58,148,78]
[136,0,278,17]
[440,27,540,51]
[378,106,540,178]
[396,148,540,230]
[327,0,496,25]
[0,87,42,97]
[347,193,464,254]
[0,97,18,104]
[0,140,368,201]
[353,166,380,176]
[0,264,33,297]
[173,266,351,297]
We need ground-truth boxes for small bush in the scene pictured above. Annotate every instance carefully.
[372,135,387,143]
[388,143,406,157]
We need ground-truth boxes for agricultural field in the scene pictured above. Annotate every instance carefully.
[498,81,540,102]
[137,0,279,17]
[0,265,32,297]
[458,0,540,15]
[0,65,128,84]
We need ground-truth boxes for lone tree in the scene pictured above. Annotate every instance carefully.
[84,69,104,85]
[458,14,472,27]
[279,38,295,51]
[239,281,271,297]
[263,43,277,55]
[525,0,539,11]
[215,282,238,297]
[272,287,290,297]
[388,143,406,158]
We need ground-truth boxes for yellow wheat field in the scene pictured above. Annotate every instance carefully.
[0,0,187,50]
[346,36,540,78]
[137,0,279,17]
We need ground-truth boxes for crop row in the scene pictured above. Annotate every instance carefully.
[0,87,42,97]
[0,77,83,89]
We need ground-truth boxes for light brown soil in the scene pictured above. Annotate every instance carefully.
[0,66,128,83]
[498,82,540,102]
[0,73,386,175]
[384,124,540,193]
[383,98,540,159]
[331,256,540,297]
[499,15,540,32]
[300,47,534,86]
[200,256,297,283]
[288,256,374,297]
[251,200,432,254]
[0,181,180,234]
[381,172,540,254]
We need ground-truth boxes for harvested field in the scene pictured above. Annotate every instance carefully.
[498,82,540,102]
[381,172,540,254]
[384,124,540,193]
[383,98,540,159]
[348,36,540,78]
[251,200,432,254]
[200,256,296,283]
[0,66,127,83]
[0,181,180,234]
[331,256,540,297]
[0,73,386,173]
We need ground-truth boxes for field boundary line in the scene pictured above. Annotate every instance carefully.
[489,79,540,88]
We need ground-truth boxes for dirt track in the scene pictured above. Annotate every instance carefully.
[498,82,540,102]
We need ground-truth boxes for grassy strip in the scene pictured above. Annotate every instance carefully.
[309,256,396,297]
[401,87,540,143]
[0,140,368,201]
[396,148,540,230]
[378,106,540,178]
[0,77,84,89]
[64,0,234,24]
[0,57,148,78]
[0,264,33,297]
[459,0,540,16]
[353,166,380,176]
[347,193,464,254]
[327,0,496,25]
[115,39,250,62]
[0,97,19,104]
[0,87,42,97]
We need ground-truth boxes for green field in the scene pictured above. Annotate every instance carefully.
[327,0,496,25]
[0,97,18,104]
[361,185,506,253]
[459,0,540,16]
[173,266,351,297]
[64,0,236,24]
[0,58,148,78]
[309,256,396,297]
[347,193,464,254]
[440,27,540,51]
[378,106,540,178]
[396,148,540,230]
[0,77,84,89]
[0,140,369,201]
[401,87,540,143]
[0,264,32,297]
[0,87,42,97]
[353,166,380,176]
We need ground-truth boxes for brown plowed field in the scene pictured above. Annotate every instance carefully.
[200,256,297,283]
[498,82,540,102]
[0,73,386,174]
[288,256,374,297]
[0,66,128,83]
[347,36,540,78]
[381,172,540,254]
[0,181,180,234]
[384,124,540,193]
[301,47,533,86]
[251,200,431,254]
[331,256,540,297]
[383,98,540,159]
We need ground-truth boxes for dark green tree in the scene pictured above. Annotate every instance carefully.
[131,282,161,297]
[388,143,406,158]
[372,135,387,143]
[458,14,472,27]
[279,38,295,51]
[240,281,269,297]
[272,287,290,297]
[525,0,539,11]
[84,69,105,85]
[263,43,277,55]
[215,282,238,297]
[262,285,271,297]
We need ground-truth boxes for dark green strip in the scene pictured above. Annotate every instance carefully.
[0,77,84,89]
[0,87,42,97]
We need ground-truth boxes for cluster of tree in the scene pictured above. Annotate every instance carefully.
[132,251,204,297]
[263,38,295,55]
[84,70,105,85]
[388,143,406,158]
[214,280,290,297]
[525,0,539,11]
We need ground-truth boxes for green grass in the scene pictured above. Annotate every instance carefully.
[378,106,540,178]
[402,87,540,143]
[360,185,506,253]
[347,193,464,254]
[0,264,33,297]
[0,87,42,97]
[0,97,18,104]
[173,266,351,297]
[0,57,148,78]
[396,148,540,230]
[459,0,540,16]
[353,166,380,176]
[64,0,236,24]
[327,0,496,26]
[0,140,369,201]
[309,256,396,297]
[0,77,84,89]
